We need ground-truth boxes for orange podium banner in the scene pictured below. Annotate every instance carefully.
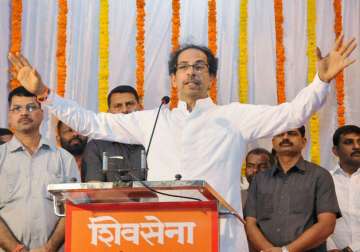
[65,201,219,252]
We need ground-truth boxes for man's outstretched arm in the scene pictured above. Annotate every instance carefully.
[7,53,147,145]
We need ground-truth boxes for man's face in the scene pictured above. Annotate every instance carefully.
[245,153,271,183]
[8,96,43,134]
[333,133,360,168]
[108,92,140,114]
[171,48,214,101]
[58,123,88,156]
[272,129,306,156]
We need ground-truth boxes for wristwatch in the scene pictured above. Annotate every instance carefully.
[342,247,353,252]
[281,246,289,252]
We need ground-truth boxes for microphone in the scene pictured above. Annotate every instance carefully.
[146,96,170,158]
[161,96,170,105]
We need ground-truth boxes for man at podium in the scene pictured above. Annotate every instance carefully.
[8,34,356,251]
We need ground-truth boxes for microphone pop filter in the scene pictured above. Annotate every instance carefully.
[161,96,170,105]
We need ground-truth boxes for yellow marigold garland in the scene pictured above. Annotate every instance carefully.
[307,0,320,164]
[170,0,180,109]
[98,0,110,112]
[136,0,145,104]
[238,0,248,104]
[56,0,68,97]
[274,0,286,104]
[208,0,217,103]
[333,0,345,126]
[9,0,22,90]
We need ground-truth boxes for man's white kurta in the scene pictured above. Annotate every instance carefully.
[328,164,360,251]
[44,74,329,251]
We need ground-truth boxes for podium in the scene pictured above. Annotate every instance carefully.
[48,180,243,252]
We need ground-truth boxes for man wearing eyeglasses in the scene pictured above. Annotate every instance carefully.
[8,34,357,251]
[0,87,79,252]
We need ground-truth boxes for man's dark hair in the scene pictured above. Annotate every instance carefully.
[168,44,218,77]
[246,148,275,166]
[57,120,65,132]
[333,125,360,146]
[0,128,13,136]
[8,86,37,106]
[298,126,306,137]
[107,85,140,107]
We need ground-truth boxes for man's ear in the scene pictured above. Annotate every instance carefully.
[303,137,307,145]
[332,146,339,157]
[56,135,60,145]
[171,74,177,88]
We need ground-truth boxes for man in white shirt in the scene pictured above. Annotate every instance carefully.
[328,125,360,252]
[7,35,356,252]
[0,87,79,252]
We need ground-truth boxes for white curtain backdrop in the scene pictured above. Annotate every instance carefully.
[0,0,359,170]
[0,0,10,126]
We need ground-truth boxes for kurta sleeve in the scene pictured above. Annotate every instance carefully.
[229,74,330,141]
[44,93,156,146]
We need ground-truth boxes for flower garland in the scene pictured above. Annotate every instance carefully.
[307,0,320,164]
[238,0,248,104]
[136,0,145,104]
[170,0,180,109]
[333,0,345,126]
[208,0,217,103]
[274,0,286,104]
[56,0,68,97]
[98,0,110,112]
[10,0,22,90]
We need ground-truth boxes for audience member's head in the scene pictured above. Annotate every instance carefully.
[57,121,88,157]
[245,148,273,184]
[107,85,141,114]
[332,125,360,173]
[0,128,13,144]
[8,86,43,135]
[272,126,306,157]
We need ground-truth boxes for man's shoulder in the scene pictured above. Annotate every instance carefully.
[253,168,274,182]
[302,159,331,176]
[88,139,143,149]
[88,139,115,147]
[57,146,74,158]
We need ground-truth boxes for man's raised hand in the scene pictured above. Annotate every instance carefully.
[8,52,47,95]
[317,33,357,83]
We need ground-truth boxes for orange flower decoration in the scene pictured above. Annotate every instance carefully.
[136,0,146,103]
[170,0,180,109]
[274,0,286,104]
[333,0,345,126]
[10,0,22,90]
[208,0,217,103]
[56,0,68,97]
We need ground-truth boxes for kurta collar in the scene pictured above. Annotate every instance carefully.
[177,97,215,113]
[330,163,360,177]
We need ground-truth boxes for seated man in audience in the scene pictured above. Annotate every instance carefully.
[57,120,88,177]
[242,147,273,207]
[245,126,341,252]
[0,87,79,251]
[82,85,146,182]
[327,125,360,252]
[0,128,13,145]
